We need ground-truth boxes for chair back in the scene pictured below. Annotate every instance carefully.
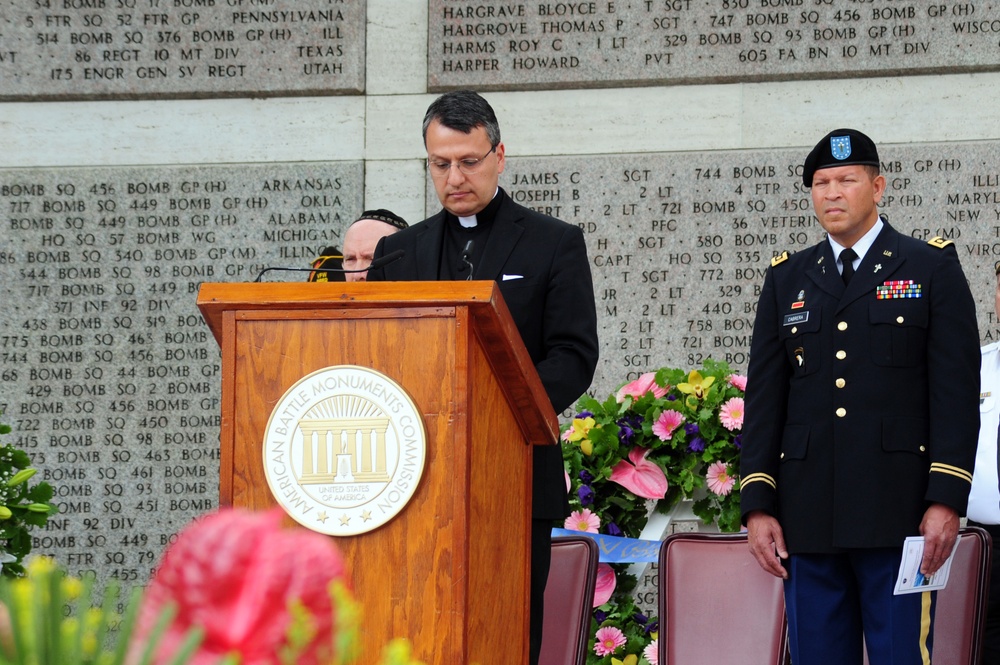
[539,535,600,665]
[659,532,787,665]
[863,526,992,665]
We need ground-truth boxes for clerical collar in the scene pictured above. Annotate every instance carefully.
[449,188,501,229]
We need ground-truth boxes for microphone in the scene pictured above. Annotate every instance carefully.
[460,240,474,280]
[254,249,405,282]
[368,249,405,272]
[308,246,344,283]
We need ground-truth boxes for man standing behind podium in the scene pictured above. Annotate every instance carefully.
[367,90,599,665]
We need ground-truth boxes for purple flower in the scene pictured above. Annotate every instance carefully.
[616,414,643,446]
[734,434,743,450]
[633,611,648,625]
[645,619,659,635]
[579,469,595,484]
[666,395,676,401]
[605,521,622,537]
[594,610,608,624]
[617,422,636,446]
[687,437,705,453]
[684,423,700,437]
[575,410,594,419]
[577,484,595,506]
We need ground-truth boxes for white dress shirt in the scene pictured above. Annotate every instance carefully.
[968,341,1000,523]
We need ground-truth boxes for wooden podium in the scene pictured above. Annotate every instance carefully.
[197,281,558,665]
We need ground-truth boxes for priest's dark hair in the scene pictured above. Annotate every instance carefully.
[422,90,501,148]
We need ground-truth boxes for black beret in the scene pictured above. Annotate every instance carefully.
[352,209,408,230]
[802,128,880,187]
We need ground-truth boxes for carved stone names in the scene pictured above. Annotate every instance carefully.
[503,143,1000,412]
[0,0,364,99]
[0,161,362,581]
[429,1,1000,90]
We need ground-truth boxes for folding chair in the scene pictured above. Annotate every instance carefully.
[659,532,787,665]
[539,535,600,665]
[863,526,992,665]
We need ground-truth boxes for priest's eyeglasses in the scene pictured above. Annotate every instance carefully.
[427,145,497,178]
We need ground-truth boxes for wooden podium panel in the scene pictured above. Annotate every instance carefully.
[198,282,557,665]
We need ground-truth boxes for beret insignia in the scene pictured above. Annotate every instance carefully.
[927,237,954,249]
[770,251,789,267]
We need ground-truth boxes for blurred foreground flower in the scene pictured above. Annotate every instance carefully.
[0,555,160,665]
[134,508,358,665]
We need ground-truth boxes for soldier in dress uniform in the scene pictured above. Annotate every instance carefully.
[740,128,980,665]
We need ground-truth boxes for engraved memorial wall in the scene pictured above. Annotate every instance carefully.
[2,142,1000,590]
[0,162,362,581]
[0,0,365,99]
[501,142,1000,406]
[430,0,1000,90]
[3,0,1000,609]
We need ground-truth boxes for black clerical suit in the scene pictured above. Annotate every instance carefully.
[368,188,599,660]
[741,219,980,552]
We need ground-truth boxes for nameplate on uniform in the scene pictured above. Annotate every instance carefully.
[784,312,809,326]
[876,280,923,299]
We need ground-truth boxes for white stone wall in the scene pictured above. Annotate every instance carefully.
[3,0,998,230]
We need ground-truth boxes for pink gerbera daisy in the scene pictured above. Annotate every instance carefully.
[719,396,745,431]
[706,461,736,496]
[728,374,748,391]
[564,508,600,533]
[644,638,659,665]
[652,410,685,441]
[593,626,626,657]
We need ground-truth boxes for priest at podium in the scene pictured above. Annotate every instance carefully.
[368,89,599,665]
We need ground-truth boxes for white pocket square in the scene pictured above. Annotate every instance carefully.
[502,274,524,281]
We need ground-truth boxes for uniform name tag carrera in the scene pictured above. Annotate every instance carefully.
[784,312,809,326]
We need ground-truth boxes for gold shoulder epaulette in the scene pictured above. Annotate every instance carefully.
[770,251,789,267]
[928,237,954,249]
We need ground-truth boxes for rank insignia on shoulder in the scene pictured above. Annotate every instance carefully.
[928,237,954,249]
[771,251,789,267]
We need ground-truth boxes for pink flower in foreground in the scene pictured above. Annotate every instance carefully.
[728,373,748,391]
[609,446,668,500]
[652,409,685,441]
[719,396,745,431]
[593,626,627,657]
[593,563,616,607]
[706,461,736,496]
[616,372,668,403]
[565,508,600,534]
[644,638,659,665]
[133,508,349,665]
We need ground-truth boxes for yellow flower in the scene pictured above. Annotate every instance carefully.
[677,370,715,400]
[26,556,57,576]
[378,638,427,665]
[61,574,83,601]
[612,655,639,665]
[564,417,599,457]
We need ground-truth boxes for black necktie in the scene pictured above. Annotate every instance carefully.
[840,248,858,285]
